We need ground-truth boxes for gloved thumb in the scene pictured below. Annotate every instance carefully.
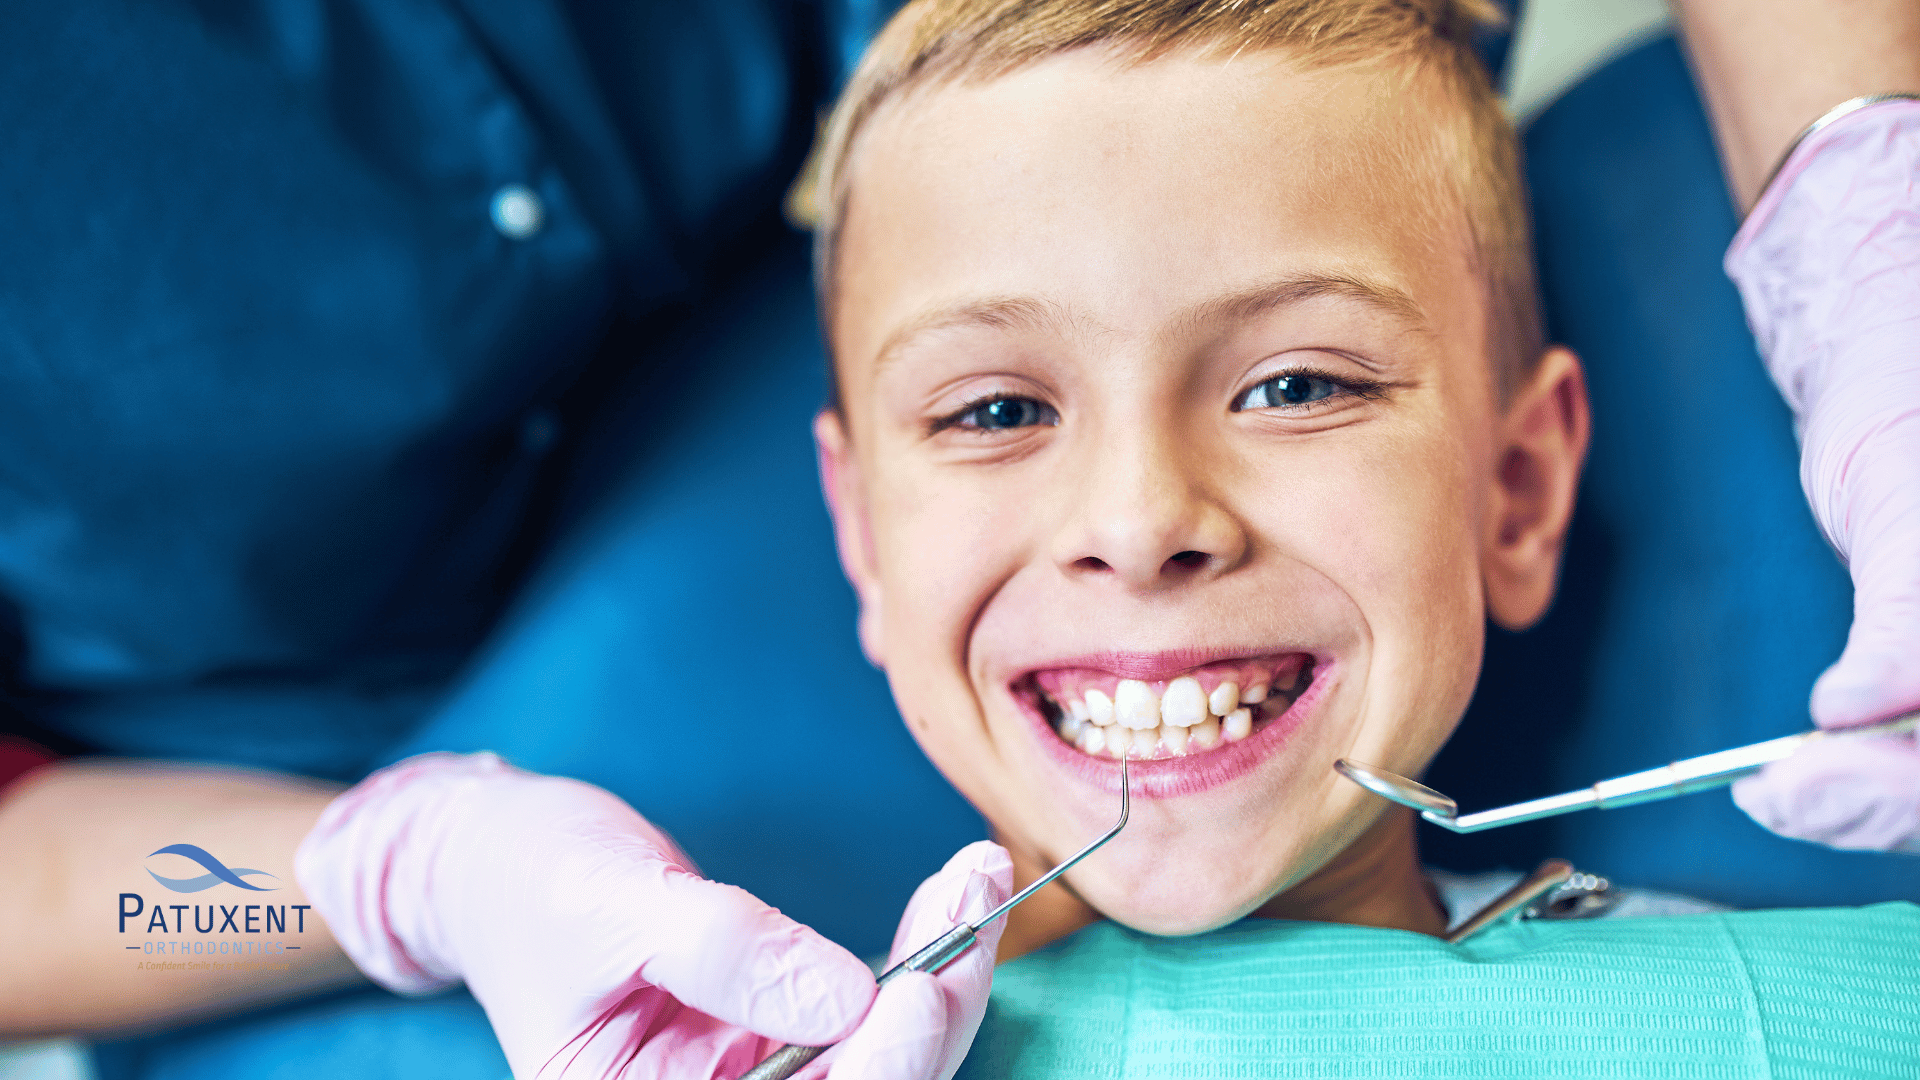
[830,973,947,1080]
[1744,553,1920,852]
[833,841,1012,1080]
[1810,532,1920,730]
[1732,736,1920,852]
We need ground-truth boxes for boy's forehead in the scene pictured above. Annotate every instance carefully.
[832,47,1478,378]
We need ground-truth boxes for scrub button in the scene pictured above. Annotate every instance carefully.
[490,184,545,240]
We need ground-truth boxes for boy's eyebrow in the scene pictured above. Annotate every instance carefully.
[874,274,1428,368]
[874,297,1065,370]
[1177,274,1431,336]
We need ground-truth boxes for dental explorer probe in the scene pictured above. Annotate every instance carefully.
[739,758,1132,1080]
[1334,710,1920,833]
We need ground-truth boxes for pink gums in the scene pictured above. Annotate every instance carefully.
[1032,654,1309,705]
[1018,657,1335,799]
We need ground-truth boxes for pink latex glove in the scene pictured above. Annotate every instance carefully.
[295,752,1012,1078]
[1724,98,1920,853]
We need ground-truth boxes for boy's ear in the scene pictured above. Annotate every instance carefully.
[814,409,887,667]
[1481,346,1590,631]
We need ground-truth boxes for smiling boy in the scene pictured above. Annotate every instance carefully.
[812,0,1588,954]
[789,3,1920,1074]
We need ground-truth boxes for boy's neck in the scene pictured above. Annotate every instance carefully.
[1250,807,1449,933]
[995,807,1447,961]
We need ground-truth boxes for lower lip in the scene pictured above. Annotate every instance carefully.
[1018,661,1335,799]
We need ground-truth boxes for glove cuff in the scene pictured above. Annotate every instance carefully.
[294,751,512,994]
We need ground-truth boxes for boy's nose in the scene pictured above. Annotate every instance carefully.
[1050,431,1248,592]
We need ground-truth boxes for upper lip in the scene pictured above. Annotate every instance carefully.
[1007,644,1315,686]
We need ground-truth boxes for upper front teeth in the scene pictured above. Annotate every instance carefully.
[1052,670,1302,758]
[1160,677,1208,727]
[1096,676,1254,728]
[1115,680,1159,729]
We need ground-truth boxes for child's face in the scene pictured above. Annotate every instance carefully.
[819,49,1584,935]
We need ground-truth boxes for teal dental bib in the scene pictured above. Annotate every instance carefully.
[959,903,1920,1078]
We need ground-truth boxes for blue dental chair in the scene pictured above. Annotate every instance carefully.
[27,13,1915,1080]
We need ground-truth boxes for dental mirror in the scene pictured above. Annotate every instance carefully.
[1333,758,1457,818]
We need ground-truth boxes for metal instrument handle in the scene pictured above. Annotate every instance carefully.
[1445,860,1573,943]
[1436,711,1920,832]
[739,1043,828,1080]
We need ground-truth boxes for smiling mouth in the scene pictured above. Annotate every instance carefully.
[1022,654,1316,760]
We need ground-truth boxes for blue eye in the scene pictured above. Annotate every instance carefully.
[1236,373,1340,410]
[956,396,1057,430]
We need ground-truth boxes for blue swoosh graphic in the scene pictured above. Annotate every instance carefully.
[146,844,279,892]
[144,869,275,893]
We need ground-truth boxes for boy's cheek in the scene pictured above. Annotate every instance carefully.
[872,467,1032,637]
[876,636,999,809]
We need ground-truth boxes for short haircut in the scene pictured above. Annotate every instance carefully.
[810,0,1544,399]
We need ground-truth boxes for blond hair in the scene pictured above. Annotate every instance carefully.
[809,0,1543,396]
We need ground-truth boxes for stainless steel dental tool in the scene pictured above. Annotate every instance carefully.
[1334,711,1920,833]
[739,758,1132,1080]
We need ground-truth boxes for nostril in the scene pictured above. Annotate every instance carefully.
[1167,550,1208,570]
[1074,556,1112,573]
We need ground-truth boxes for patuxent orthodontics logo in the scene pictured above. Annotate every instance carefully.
[120,844,310,972]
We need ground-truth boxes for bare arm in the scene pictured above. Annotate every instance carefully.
[1672,0,1920,210]
[0,760,363,1038]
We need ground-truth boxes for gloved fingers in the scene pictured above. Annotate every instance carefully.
[1813,645,1920,732]
[1811,531,1920,729]
[632,866,878,1046]
[1732,737,1920,852]
[302,753,881,1075]
[829,972,948,1080]
[882,841,1013,1080]
[889,841,1015,966]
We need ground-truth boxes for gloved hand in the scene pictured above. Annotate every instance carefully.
[296,752,1013,1078]
[1724,98,1920,853]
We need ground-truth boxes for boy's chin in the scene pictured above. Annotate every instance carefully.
[1079,866,1282,937]
[1099,903,1253,938]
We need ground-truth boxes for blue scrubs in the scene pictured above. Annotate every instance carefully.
[0,0,872,781]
